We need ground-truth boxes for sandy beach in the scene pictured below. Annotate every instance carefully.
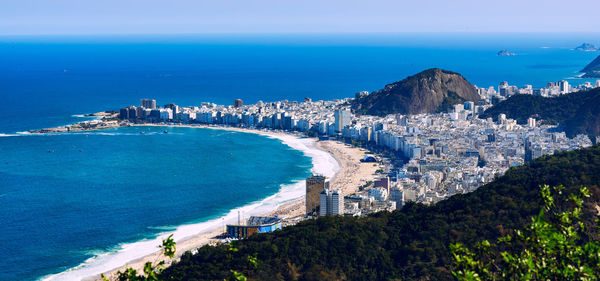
[46,124,378,281]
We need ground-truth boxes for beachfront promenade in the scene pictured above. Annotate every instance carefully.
[96,126,380,281]
[36,85,596,279]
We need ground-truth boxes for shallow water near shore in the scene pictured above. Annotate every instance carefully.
[0,126,313,280]
[1,33,599,280]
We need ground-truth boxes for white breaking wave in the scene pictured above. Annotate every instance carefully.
[41,132,339,281]
[72,114,102,120]
[0,133,18,137]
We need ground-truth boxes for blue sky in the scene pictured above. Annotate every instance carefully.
[1,0,599,35]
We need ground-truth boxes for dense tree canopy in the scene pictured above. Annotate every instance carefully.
[159,145,600,280]
[452,185,600,280]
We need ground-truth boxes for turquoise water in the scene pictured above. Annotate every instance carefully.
[0,126,312,280]
[0,33,599,280]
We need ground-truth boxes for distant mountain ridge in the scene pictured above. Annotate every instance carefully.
[480,88,600,138]
[581,55,600,78]
[351,68,480,116]
[575,43,599,51]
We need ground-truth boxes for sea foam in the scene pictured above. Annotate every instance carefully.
[41,132,339,281]
[0,133,17,137]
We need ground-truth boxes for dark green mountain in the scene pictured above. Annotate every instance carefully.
[582,55,600,78]
[351,68,480,116]
[480,88,600,138]
[159,145,600,281]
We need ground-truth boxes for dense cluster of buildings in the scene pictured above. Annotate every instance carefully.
[119,78,597,213]
[477,79,600,102]
[304,174,399,218]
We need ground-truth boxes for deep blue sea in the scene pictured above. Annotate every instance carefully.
[0,33,599,280]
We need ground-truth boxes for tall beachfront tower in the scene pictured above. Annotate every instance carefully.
[331,190,344,215]
[234,99,243,108]
[334,110,352,133]
[306,175,329,216]
[140,98,157,109]
[319,189,344,216]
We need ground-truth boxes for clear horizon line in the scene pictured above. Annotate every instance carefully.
[2,30,600,37]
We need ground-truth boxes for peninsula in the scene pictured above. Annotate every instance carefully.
[37,69,597,209]
[34,69,600,281]
[581,54,600,78]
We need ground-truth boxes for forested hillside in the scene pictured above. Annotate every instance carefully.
[159,145,600,281]
[480,88,600,138]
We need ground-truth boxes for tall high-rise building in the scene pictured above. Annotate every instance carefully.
[119,107,129,120]
[136,107,146,119]
[164,103,179,115]
[334,110,352,133]
[464,101,475,111]
[319,190,328,217]
[140,99,157,109]
[127,106,137,119]
[559,80,570,94]
[330,189,343,215]
[119,106,137,120]
[234,99,243,108]
[306,175,329,216]
[319,188,344,216]
[524,138,533,163]
[390,188,404,208]
[374,177,390,195]
[528,117,536,128]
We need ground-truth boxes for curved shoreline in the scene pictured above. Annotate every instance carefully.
[41,125,342,281]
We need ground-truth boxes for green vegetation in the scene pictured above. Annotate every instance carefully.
[105,234,177,281]
[155,145,600,280]
[358,180,373,191]
[159,234,177,259]
[452,185,600,280]
[480,88,600,138]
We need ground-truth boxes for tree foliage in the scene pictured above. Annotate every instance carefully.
[160,234,176,259]
[157,145,600,280]
[105,234,177,281]
[452,185,600,280]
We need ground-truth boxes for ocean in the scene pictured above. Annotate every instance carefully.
[0,33,599,280]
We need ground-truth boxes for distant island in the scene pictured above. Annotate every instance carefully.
[351,68,480,116]
[581,54,600,78]
[497,49,516,56]
[575,43,599,51]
